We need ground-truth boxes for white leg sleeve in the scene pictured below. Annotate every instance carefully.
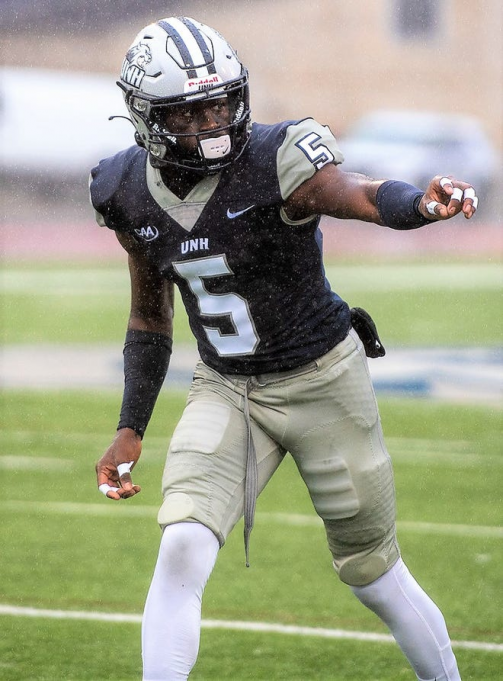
[351,558,461,681]
[142,522,220,681]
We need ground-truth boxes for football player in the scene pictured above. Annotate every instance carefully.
[91,16,475,680]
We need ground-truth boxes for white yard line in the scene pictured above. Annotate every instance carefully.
[0,456,74,471]
[0,604,501,653]
[2,501,502,538]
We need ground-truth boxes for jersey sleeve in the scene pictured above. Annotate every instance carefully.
[88,173,107,227]
[88,146,143,232]
[276,118,344,200]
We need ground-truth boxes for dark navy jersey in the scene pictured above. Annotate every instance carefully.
[90,118,351,375]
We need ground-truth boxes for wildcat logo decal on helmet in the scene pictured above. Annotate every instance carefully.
[121,42,152,88]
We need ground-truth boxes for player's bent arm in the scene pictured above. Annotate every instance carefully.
[96,231,174,501]
[115,230,174,442]
[116,230,174,336]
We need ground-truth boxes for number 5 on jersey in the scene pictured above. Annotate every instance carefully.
[173,255,259,356]
[295,132,335,170]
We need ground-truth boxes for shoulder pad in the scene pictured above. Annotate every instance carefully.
[89,146,145,230]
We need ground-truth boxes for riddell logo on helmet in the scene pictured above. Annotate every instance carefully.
[184,74,223,93]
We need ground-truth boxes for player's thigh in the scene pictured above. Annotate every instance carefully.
[286,333,398,583]
[159,365,284,546]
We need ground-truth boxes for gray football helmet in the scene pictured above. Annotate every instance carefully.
[118,16,251,173]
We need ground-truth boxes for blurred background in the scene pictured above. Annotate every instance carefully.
[1,0,502,261]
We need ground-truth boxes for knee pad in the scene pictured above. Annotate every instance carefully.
[326,519,400,586]
[158,493,226,547]
[334,552,391,586]
[158,492,196,527]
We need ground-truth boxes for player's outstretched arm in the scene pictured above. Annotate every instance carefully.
[96,232,174,501]
[283,163,478,225]
[283,164,383,223]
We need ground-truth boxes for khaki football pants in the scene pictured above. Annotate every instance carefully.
[159,329,399,586]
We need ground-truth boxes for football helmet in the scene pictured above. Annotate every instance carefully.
[118,16,251,174]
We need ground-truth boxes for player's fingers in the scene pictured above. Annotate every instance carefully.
[117,460,135,479]
[99,483,122,500]
[446,186,464,214]
[117,460,135,490]
[98,482,141,499]
[465,196,479,218]
[427,177,478,220]
[439,176,454,194]
[426,200,443,217]
[463,187,476,203]
[461,188,478,219]
[448,186,479,218]
[121,484,142,499]
[449,187,463,203]
[462,187,477,207]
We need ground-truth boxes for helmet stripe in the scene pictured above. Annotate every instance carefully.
[158,18,216,77]
[179,17,216,75]
[157,19,198,77]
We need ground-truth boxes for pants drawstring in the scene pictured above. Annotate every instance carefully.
[243,379,258,567]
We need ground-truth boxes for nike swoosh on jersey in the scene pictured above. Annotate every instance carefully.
[226,205,256,219]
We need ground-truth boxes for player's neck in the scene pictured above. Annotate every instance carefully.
[159,166,204,200]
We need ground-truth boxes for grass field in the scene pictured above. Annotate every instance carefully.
[1,259,502,680]
[1,260,502,345]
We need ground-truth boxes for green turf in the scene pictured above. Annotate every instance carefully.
[0,390,502,679]
[1,258,502,678]
[1,617,502,681]
[2,261,502,345]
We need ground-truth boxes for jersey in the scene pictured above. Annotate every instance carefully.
[90,118,351,375]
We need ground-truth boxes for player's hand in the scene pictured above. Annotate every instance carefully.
[96,428,142,500]
[418,175,478,221]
